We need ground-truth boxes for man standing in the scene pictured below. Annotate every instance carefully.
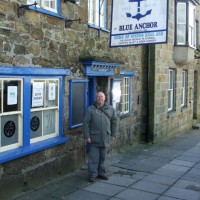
[83,91,118,182]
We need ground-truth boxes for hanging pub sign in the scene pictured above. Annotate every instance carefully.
[110,0,168,47]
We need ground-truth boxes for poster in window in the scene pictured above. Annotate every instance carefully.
[7,86,17,105]
[32,82,44,107]
[48,83,56,101]
[112,81,121,102]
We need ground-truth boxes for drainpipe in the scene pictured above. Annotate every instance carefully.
[146,44,155,143]
[145,45,150,143]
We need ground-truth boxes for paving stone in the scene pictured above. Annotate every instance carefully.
[170,159,196,167]
[161,163,190,172]
[153,167,185,178]
[131,180,169,194]
[164,187,200,200]
[116,188,159,200]
[101,174,136,187]
[83,182,125,196]
[157,196,182,200]
[63,189,109,200]
[144,174,178,185]
[194,162,200,169]
[173,179,200,190]
[151,149,183,158]
[177,155,200,162]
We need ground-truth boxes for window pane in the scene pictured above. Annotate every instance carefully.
[45,80,58,107]
[3,80,21,112]
[43,0,56,10]
[1,115,19,147]
[31,81,44,108]
[43,109,56,135]
[177,3,186,24]
[177,25,186,44]
[30,111,42,139]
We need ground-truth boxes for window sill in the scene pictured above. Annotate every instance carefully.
[28,6,65,19]
[167,110,176,118]
[0,136,68,164]
[87,24,110,33]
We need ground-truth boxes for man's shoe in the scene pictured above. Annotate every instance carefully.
[89,177,96,182]
[98,175,108,180]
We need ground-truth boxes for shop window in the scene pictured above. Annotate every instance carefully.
[0,79,22,152]
[88,0,107,30]
[181,70,188,107]
[69,80,88,129]
[0,67,69,164]
[27,0,63,18]
[175,0,197,47]
[30,79,59,143]
[168,69,176,112]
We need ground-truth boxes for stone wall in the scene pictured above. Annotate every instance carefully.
[152,0,200,141]
[0,0,145,199]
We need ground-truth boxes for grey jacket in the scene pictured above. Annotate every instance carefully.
[83,102,118,147]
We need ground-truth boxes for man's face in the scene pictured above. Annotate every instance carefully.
[96,92,105,106]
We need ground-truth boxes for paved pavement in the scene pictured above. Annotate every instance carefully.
[11,129,200,200]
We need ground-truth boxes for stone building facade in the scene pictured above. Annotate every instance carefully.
[0,0,200,199]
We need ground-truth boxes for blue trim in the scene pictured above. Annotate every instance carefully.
[23,77,31,148]
[0,67,70,76]
[120,71,136,76]
[69,79,88,129]
[0,67,70,164]
[82,60,120,76]
[0,137,68,164]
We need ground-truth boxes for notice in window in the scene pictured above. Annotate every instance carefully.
[32,82,44,107]
[7,86,17,105]
[112,82,121,102]
[48,83,56,101]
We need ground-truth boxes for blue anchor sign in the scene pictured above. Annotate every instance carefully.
[126,0,152,21]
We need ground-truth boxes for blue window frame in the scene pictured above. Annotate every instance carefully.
[0,67,70,164]
[69,79,88,129]
[27,0,64,19]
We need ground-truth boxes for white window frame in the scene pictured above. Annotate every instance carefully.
[112,76,131,116]
[0,78,23,152]
[30,79,59,143]
[168,69,175,112]
[181,70,187,107]
[176,0,196,47]
[121,77,130,115]
[27,0,58,13]
[88,0,107,29]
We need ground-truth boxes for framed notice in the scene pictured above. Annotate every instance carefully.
[32,82,44,107]
[110,0,168,47]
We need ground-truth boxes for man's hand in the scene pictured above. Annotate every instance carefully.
[86,138,91,143]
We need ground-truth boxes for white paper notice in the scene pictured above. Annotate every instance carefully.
[48,83,56,101]
[32,82,44,107]
[7,86,17,105]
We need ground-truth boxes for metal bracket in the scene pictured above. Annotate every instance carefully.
[194,48,200,59]
[18,1,38,18]
[63,0,78,4]
[65,18,81,28]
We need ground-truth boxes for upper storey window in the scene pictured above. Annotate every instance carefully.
[88,0,107,29]
[27,0,61,17]
[175,0,197,47]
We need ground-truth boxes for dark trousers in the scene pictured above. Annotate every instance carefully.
[88,146,106,177]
